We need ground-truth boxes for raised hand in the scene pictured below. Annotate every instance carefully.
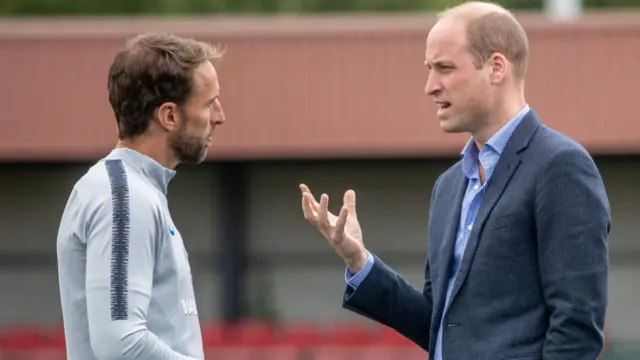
[300,183,368,272]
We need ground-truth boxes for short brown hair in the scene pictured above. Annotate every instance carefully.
[439,2,529,81]
[107,33,224,140]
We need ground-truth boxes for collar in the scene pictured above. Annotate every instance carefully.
[460,104,530,178]
[105,147,176,195]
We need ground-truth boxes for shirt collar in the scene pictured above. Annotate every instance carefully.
[485,104,530,155]
[460,104,530,178]
[105,147,176,195]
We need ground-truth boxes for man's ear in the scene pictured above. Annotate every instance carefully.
[156,102,179,132]
[488,52,508,84]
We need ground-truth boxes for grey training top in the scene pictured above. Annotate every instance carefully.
[56,147,204,360]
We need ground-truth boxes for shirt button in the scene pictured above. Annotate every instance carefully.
[474,184,479,190]
[467,224,473,231]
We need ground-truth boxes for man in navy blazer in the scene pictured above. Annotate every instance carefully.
[300,2,611,360]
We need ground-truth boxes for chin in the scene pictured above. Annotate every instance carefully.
[196,148,210,163]
[178,147,209,164]
[439,120,461,134]
[193,151,209,164]
[181,156,206,165]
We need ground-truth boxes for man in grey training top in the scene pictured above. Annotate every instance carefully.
[56,33,226,360]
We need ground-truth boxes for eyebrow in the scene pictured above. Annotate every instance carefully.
[425,60,454,68]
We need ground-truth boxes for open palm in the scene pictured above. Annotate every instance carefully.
[300,184,366,269]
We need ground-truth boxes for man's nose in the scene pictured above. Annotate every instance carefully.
[213,111,225,125]
[212,101,225,125]
[424,74,441,96]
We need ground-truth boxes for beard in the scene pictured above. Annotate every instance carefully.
[170,130,209,164]
[169,110,210,164]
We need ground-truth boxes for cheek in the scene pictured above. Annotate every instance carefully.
[463,77,488,103]
[446,76,475,103]
[187,113,210,132]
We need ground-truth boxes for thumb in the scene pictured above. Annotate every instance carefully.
[343,189,357,216]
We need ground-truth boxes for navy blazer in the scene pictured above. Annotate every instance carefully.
[343,109,611,360]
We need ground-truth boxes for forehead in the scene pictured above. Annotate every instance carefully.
[191,61,219,96]
[424,20,469,63]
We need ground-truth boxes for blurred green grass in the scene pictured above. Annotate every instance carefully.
[4,0,640,16]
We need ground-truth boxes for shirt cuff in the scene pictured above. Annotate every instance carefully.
[345,251,375,289]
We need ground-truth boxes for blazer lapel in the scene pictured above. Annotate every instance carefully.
[446,109,542,306]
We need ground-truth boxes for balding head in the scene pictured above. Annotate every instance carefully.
[423,1,530,142]
[437,1,529,82]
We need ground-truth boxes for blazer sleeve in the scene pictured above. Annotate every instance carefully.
[342,256,433,350]
[535,147,611,360]
[341,178,439,351]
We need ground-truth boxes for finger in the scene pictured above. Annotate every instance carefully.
[343,189,357,217]
[317,193,331,234]
[300,183,315,200]
[301,193,316,222]
[333,205,348,242]
[300,184,319,211]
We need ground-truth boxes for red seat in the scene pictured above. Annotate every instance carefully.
[356,347,398,360]
[326,322,372,347]
[205,346,300,360]
[260,346,300,360]
[1,326,43,351]
[277,322,324,348]
[203,320,276,348]
[205,347,254,360]
[34,325,66,350]
[0,321,429,360]
[402,347,430,359]
[312,346,352,360]
[231,320,275,347]
[371,325,414,347]
[201,323,228,348]
[51,326,67,349]
[357,346,427,360]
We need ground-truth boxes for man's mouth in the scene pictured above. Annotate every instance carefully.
[436,101,451,110]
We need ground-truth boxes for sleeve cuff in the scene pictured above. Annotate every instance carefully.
[345,252,375,289]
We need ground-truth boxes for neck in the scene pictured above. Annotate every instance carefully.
[116,135,179,170]
[473,89,526,149]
